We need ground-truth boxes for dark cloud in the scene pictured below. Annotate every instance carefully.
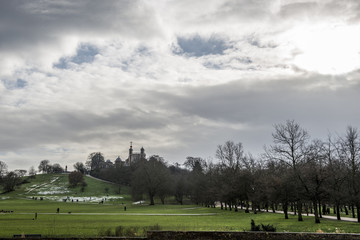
[148,75,360,136]
[175,35,230,57]
[0,0,162,68]
[0,107,166,151]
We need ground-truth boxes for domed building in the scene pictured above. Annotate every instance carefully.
[125,142,146,166]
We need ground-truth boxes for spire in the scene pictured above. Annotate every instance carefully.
[129,141,133,165]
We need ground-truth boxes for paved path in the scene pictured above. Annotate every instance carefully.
[273,210,358,222]
[86,175,116,185]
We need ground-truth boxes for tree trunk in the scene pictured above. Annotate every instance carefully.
[220,202,223,210]
[283,202,289,219]
[297,201,303,221]
[357,203,360,223]
[160,196,165,205]
[313,200,320,223]
[149,194,155,205]
[351,204,356,218]
[336,203,341,220]
[318,201,322,218]
[305,203,309,216]
[245,201,250,213]
[322,204,326,215]
[345,206,349,215]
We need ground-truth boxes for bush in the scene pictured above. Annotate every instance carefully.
[115,226,124,236]
[250,220,276,232]
[261,224,277,232]
[124,226,139,237]
[98,227,113,236]
[68,171,84,187]
[250,219,261,231]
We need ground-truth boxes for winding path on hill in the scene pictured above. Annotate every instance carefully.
[86,175,116,184]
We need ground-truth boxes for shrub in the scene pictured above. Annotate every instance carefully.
[98,227,113,236]
[124,226,139,237]
[250,219,261,231]
[115,226,124,236]
[261,224,276,232]
[148,224,161,231]
[68,171,84,187]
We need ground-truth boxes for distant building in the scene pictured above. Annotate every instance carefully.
[104,159,114,168]
[114,156,124,167]
[125,142,146,166]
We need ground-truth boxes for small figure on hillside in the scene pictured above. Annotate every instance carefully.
[124,206,127,211]
[34,212,37,220]
[57,208,60,214]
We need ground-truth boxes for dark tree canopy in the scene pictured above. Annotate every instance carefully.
[68,171,84,187]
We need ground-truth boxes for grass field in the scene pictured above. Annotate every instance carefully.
[0,174,360,237]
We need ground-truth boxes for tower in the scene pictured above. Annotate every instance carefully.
[128,141,133,165]
[140,147,146,159]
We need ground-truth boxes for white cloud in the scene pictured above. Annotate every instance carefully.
[1,0,360,170]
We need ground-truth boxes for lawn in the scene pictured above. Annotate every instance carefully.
[1,198,360,237]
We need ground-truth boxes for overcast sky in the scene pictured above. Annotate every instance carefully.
[1,0,360,171]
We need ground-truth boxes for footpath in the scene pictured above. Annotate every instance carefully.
[273,210,358,222]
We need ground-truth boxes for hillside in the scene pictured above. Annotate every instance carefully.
[2,173,129,202]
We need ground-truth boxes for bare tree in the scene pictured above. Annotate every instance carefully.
[216,141,244,170]
[87,152,105,174]
[73,162,86,174]
[38,160,51,173]
[339,126,360,222]
[266,120,309,222]
[131,156,171,205]
[325,136,346,221]
[216,141,247,211]
[29,166,37,178]
[300,139,329,223]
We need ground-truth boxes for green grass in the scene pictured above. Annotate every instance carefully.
[1,174,360,237]
[1,199,360,237]
[6,173,126,198]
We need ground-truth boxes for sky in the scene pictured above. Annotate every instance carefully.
[1,0,360,171]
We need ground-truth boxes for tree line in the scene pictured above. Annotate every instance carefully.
[83,120,360,224]
[1,119,360,225]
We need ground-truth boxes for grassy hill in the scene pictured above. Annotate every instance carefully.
[2,173,130,202]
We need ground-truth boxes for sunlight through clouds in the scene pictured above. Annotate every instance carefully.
[1,0,360,170]
[291,24,360,75]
